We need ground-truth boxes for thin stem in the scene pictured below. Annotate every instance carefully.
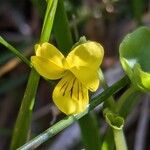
[98,69,116,112]
[40,0,58,43]
[18,75,130,150]
[0,36,31,67]
[113,129,127,150]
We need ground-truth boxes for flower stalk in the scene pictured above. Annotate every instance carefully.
[113,128,127,150]
[98,68,116,112]
[105,112,127,150]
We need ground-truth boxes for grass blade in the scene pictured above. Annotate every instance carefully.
[10,0,58,149]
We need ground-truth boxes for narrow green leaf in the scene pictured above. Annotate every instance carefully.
[40,0,58,43]
[10,0,58,149]
[53,0,73,54]
[10,69,40,150]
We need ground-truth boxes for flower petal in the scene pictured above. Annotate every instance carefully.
[31,56,65,79]
[53,72,89,115]
[70,67,100,91]
[66,41,104,69]
[35,42,65,67]
[66,41,103,91]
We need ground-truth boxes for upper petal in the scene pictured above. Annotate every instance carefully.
[31,56,65,79]
[53,72,89,115]
[66,41,104,91]
[35,42,65,68]
[66,41,104,69]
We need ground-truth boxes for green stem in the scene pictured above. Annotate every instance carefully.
[10,0,58,149]
[0,36,31,67]
[113,129,127,150]
[18,75,129,150]
[98,69,116,112]
[40,0,58,43]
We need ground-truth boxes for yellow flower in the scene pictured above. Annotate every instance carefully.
[31,41,104,115]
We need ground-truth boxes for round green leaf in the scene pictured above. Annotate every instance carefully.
[119,27,150,91]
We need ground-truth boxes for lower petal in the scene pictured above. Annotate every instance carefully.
[70,66,100,92]
[53,72,89,115]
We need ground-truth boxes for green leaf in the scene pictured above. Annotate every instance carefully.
[119,26,150,91]
[10,69,40,150]
[105,112,124,130]
[53,0,73,55]
[40,0,58,43]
